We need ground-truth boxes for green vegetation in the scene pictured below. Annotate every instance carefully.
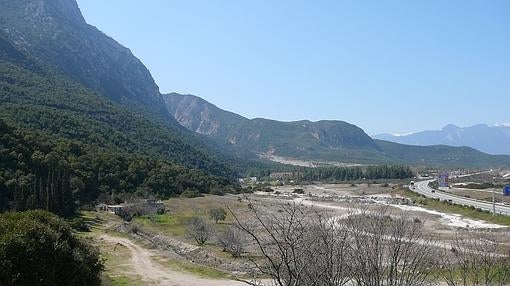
[0,55,237,215]
[166,94,510,168]
[208,207,227,224]
[101,275,144,286]
[396,188,510,226]
[375,139,510,168]
[0,210,103,286]
[296,165,413,182]
[0,115,230,216]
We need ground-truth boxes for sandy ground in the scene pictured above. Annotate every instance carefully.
[263,183,509,230]
[100,234,246,286]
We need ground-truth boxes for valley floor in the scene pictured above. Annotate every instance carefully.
[85,182,510,286]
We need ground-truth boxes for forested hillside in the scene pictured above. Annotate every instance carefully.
[0,114,229,216]
[0,43,233,216]
[0,0,242,177]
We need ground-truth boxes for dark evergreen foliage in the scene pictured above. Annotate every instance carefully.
[0,118,228,216]
[0,210,103,286]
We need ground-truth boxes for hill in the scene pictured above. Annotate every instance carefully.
[164,93,380,162]
[165,93,510,168]
[0,0,244,215]
[0,0,240,177]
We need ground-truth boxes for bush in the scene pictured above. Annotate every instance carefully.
[0,210,103,286]
[209,207,227,224]
[69,217,90,232]
[180,189,203,198]
[210,188,225,196]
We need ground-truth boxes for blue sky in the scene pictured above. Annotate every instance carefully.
[77,0,510,135]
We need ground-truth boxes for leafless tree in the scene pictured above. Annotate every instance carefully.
[346,207,437,286]
[230,200,352,286]
[440,230,510,286]
[217,225,247,258]
[301,213,351,286]
[231,200,443,286]
[231,201,316,286]
[229,198,510,286]
[186,216,213,245]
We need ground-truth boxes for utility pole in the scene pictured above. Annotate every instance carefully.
[492,176,496,216]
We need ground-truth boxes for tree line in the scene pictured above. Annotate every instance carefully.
[0,119,230,217]
[249,165,414,182]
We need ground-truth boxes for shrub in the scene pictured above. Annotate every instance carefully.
[209,207,227,224]
[0,210,103,286]
[210,188,225,196]
[180,189,203,198]
[69,217,90,232]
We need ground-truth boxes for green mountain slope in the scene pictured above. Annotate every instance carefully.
[164,93,379,161]
[0,0,243,178]
[165,93,510,168]
[0,32,238,215]
[374,140,510,168]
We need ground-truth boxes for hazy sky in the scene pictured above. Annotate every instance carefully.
[77,0,510,135]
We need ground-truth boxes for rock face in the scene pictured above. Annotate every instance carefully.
[164,93,380,161]
[374,124,510,155]
[163,93,248,137]
[0,0,164,112]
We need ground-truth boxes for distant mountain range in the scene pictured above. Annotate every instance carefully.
[374,124,510,155]
[164,93,510,168]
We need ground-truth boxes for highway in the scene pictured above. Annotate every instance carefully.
[411,180,510,216]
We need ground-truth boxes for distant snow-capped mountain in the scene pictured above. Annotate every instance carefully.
[373,124,510,155]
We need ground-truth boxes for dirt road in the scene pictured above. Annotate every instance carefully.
[100,234,247,286]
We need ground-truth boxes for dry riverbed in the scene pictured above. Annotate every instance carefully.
[85,183,509,285]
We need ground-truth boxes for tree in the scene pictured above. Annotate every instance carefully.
[209,207,227,224]
[231,200,352,286]
[217,226,246,258]
[186,216,213,245]
[346,208,436,286]
[439,230,510,286]
[231,200,439,286]
[0,210,103,286]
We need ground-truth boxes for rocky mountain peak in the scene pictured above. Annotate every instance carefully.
[0,0,165,115]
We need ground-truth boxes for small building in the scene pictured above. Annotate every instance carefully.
[97,204,125,215]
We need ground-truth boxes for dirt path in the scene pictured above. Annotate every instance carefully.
[100,234,246,286]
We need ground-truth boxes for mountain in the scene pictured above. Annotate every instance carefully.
[374,124,510,155]
[0,0,240,177]
[0,0,247,216]
[164,93,510,168]
[164,93,382,163]
[0,0,175,122]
